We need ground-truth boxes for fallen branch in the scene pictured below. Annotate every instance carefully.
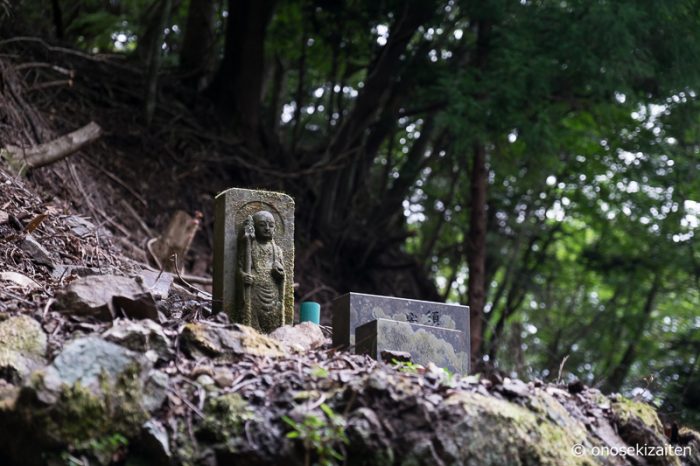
[1,121,102,171]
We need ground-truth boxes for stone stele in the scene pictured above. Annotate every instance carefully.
[356,318,470,374]
[332,292,470,348]
[213,188,294,332]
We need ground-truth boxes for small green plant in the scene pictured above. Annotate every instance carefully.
[310,365,329,379]
[60,433,129,465]
[440,367,457,387]
[283,403,349,466]
[392,360,457,387]
[391,359,422,374]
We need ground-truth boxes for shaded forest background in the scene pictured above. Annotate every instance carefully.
[1,0,699,426]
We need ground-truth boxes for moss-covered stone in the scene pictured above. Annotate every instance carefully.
[180,322,285,361]
[439,391,593,466]
[1,336,159,465]
[0,315,47,384]
[610,397,680,466]
[612,398,664,436]
[197,393,254,443]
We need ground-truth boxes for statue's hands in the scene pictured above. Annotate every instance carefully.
[241,272,254,285]
[272,263,285,279]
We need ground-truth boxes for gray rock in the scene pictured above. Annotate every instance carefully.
[0,315,47,384]
[136,270,174,300]
[39,336,148,397]
[64,215,96,237]
[139,419,172,466]
[56,274,157,321]
[103,318,173,362]
[143,369,169,412]
[21,234,53,268]
[13,336,166,453]
[269,322,326,352]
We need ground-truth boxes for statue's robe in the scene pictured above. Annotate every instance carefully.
[239,239,284,332]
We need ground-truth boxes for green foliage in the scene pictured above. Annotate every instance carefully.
[283,403,349,466]
[60,433,129,465]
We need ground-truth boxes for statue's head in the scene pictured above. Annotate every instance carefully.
[252,210,276,240]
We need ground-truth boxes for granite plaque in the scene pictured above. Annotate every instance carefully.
[356,318,470,374]
[212,188,294,330]
[331,292,469,348]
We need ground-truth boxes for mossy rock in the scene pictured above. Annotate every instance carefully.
[435,391,594,466]
[180,322,285,361]
[0,315,47,384]
[611,397,679,466]
[1,336,163,465]
[612,398,664,435]
[197,393,254,442]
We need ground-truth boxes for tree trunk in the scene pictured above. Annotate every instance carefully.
[314,1,432,233]
[604,274,661,392]
[143,0,172,125]
[209,0,277,146]
[180,0,217,89]
[51,0,64,39]
[467,142,487,359]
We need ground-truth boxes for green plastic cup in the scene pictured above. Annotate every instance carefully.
[300,301,321,324]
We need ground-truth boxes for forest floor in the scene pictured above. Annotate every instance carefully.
[0,39,699,466]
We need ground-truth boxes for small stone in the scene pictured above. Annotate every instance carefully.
[21,234,53,268]
[139,419,171,466]
[213,369,234,388]
[501,378,530,398]
[103,318,173,362]
[64,215,96,237]
[269,322,326,352]
[136,270,174,300]
[381,350,412,364]
[197,374,215,385]
[197,374,215,387]
[144,350,159,364]
[0,210,9,225]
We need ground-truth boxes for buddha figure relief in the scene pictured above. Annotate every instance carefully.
[238,210,285,332]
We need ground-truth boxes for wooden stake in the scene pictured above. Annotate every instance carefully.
[148,210,202,273]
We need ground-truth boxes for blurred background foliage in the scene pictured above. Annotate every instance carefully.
[2,0,700,426]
